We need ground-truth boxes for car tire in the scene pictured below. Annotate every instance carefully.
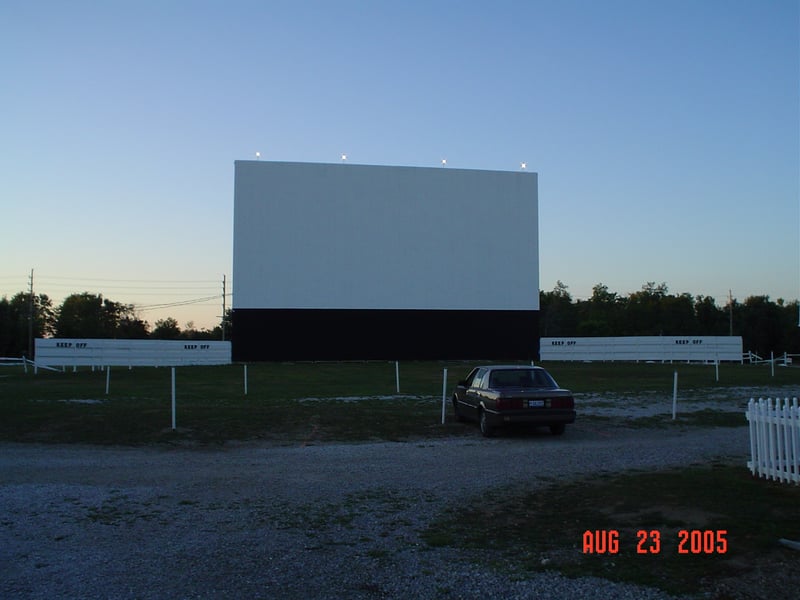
[479,410,494,437]
[549,423,566,436]
[452,396,465,422]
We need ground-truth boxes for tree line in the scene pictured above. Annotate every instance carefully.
[2,283,799,359]
[541,281,800,357]
[0,291,231,358]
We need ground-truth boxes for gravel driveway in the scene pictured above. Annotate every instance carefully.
[0,423,755,599]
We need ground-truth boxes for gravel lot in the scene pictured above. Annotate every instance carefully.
[1,416,764,600]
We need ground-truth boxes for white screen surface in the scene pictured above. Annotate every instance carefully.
[233,161,539,311]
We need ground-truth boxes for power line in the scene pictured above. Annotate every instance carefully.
[135,295,224,312]
[1,273,230,297]
[34,287,217,292]
[1,272,232,323]
[33,275,219,284]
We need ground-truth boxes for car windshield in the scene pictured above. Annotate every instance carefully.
[488,369,556,389]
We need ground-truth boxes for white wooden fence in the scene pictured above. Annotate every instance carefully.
[746,397,800,484]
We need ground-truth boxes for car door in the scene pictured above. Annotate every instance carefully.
[454,368,477,404]
[464,368,488,419]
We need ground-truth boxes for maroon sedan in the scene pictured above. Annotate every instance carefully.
[452,365,576,437]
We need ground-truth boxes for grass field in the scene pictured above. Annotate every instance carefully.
[1,360,798,444]
[422,462,800,596]
[2,360,799,595]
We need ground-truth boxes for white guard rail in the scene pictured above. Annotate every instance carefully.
[34,339,231,368]
[540,336,743,362]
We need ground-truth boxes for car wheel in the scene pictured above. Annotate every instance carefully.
[549,423,566,436]
[452,396,465,422]
[479,410,494,437]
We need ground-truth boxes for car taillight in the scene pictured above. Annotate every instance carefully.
[496,398,523,410]
[551,396,574,409]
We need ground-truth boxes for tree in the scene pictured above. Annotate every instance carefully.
[694,295,727,335]
[740,296,785,357]
[220,308,232,341]
[536,281,800,355]
[151,317,181,340]
[660,292,696,335]
[0,292,56,357]
[576,283,622,336]
[178,320,219,340]
[539,281,576,336]
[55,292,143,338]
[117,316,150,339]
[779,300,800,354]
[625,282,670,335]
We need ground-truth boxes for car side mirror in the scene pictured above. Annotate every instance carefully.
[457,380,467,387]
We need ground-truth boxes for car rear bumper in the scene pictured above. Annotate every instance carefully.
[484,409,576,427]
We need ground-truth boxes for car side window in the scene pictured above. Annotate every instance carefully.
[471,368,487,390]
[465,369,478,386]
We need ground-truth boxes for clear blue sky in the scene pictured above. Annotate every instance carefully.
[2,0,798,330]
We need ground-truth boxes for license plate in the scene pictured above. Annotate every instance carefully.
[528,400,544,408]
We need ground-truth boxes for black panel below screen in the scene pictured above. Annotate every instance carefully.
[231,309,539,362]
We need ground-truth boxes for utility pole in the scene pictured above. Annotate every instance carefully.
[221,274,227,341]
[28,269,34,360]
[728,289,733,336]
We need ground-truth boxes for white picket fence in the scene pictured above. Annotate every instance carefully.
[746,397,800,484]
